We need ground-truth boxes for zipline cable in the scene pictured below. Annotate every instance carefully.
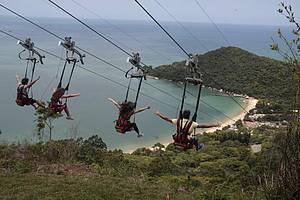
[0,4,181,108]
[153,0,209,51]
[133,0,249,114]
[179,83,235,122]
[133,0,191,58]
[0,29,177,110]
[70,0,175,63]
[0,4,233,121]
[45,0,234,119]
[191,1,248,113]
[47,0,132,57]
[46,0,157,68]
[44,0,235,119]
[193,0,231,46]
[0,32,224,124]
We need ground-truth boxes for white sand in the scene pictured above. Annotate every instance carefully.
[201,97,258,134]
[125,97,258,153]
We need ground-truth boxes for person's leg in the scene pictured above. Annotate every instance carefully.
[25,98,37,108]
[63,104,73,120]
[191,138,204,151]
[31,99,44,109]
[129,122,143,137]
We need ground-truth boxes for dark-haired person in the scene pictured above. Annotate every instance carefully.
[154,110,219,150]
[48,87,80,120]
[16,75,44,109]
[108,98,150,137]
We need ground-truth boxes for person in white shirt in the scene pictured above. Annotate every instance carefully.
[155,109,219,150]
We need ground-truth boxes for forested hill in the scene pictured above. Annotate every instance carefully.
[149,47,296,105]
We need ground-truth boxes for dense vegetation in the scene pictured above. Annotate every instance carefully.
[1,48,293,200]
[149,47,296,107]
[1,46,292,200]
[2,4,298,199]
[0,124,282,199]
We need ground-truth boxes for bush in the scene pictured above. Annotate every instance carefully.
[76,135,107,165]
[148,156,181,176]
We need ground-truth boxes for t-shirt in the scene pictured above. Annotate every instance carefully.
[171,118,199,135]
[17,84,28,97]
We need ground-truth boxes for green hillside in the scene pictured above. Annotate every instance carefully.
[0,125,280,200]
[149,47,296,106]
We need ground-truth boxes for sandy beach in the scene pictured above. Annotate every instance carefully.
[126,96,258,153]
[200,97,258,134]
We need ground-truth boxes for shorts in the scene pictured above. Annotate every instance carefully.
[16,97,35,106]
[48,102,66,113]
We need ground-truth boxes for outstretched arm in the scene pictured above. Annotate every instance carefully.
[16,75,21,85]
[107,98,121,109]
[154,111,173,124]
[197,123,220,129]
[134,106,150,114]
[62,93,80,99]
[24,76,40,89]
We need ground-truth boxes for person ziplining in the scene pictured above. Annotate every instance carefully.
[108,52,149,137]
[15,38,45,109]
[48,37,84,120]
[49,87,80,120]
[108,98,149,137]
[155,55,219,150]
[16,75,44,109]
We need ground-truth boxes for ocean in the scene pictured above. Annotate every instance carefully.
[0,16,285,151]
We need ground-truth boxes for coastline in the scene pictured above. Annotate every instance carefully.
[125,96,258,154]
[200,97,258,134]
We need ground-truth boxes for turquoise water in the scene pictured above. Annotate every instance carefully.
[0,17,283,151]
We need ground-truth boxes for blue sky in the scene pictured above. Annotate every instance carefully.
[0,0,299,25]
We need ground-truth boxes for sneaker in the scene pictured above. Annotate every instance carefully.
[137,133,144,138]
[197,143,204,151]
[66,116,74,120]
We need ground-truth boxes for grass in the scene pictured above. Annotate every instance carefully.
[0,172,203,200]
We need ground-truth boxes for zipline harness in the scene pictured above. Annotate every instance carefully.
[115,52,146,133]
[124,52,146,106]
[173,54,203,150]
[17,38,45,98]
[57,37,85,94]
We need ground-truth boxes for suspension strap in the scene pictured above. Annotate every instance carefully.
[58,37,84,90]
[131,77,143,123]
[125,78,132,103]
[134,76,143,106]
[178,79,187,130]
[58,59,68,88]
[192,81,203,122]
[179,80,187,118]
[29,58,37,98]
[65,59,77,91]
[30,58,37,82]
[24,58,29,79]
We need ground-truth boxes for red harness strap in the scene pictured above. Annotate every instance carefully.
[173,119,194,149]
[115,113,130,134]
[16,85,30,106]
[48,101,66,113]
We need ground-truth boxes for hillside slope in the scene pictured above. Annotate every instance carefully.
[149,47,296,105]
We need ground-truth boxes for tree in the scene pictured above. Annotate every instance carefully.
[34,104,60,140]
[270,2,300,199]
[76,135,107,164]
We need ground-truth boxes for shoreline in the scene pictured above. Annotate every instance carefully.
[125,96,258,154]
[200,97,258,134]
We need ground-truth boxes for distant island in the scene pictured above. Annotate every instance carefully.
[149,46,296,110]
